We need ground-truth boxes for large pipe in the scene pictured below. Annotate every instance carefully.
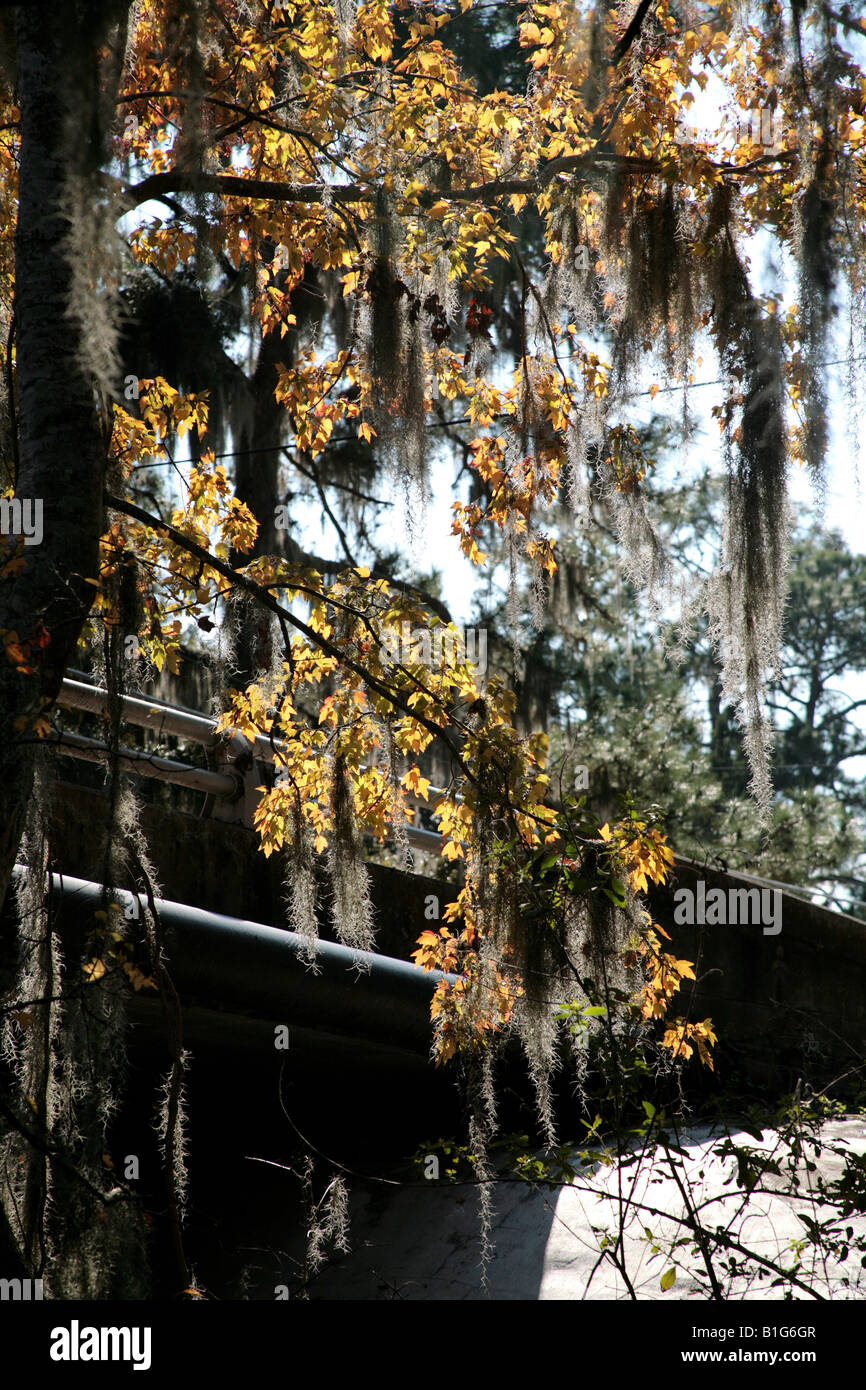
[11,870,448,1053]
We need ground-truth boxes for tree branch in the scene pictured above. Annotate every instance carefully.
[273,458,454,624]
[119,153,669,216]
[104,490,471,776]
[821,3,866,41]
[305,452,358,567]
[612,0,655,65]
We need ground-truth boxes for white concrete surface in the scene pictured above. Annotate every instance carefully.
[313,1117,866,1300]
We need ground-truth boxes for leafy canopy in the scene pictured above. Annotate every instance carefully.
[3,0,865,1069]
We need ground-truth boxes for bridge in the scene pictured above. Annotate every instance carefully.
[2,670,865,1298]
[38,670,866,1082]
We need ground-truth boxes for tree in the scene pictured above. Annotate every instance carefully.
[2,0,866,1296]
[0,6,117,901]
[516,453,866,914]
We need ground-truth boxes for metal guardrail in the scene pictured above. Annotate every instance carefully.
[54,676,444,851]
[60,678,225,749]
[50,680,832,899]
[44,727,241,800]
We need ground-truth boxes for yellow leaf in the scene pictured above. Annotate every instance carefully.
[402,767,431,800]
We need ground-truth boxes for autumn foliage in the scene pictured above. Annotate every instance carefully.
[4,0,865,1081]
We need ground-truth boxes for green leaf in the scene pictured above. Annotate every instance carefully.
[660,1267,676,1291]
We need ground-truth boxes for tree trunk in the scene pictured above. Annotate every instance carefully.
[229,324,287,688]
[0,8,110,913]
[229,266,323,688]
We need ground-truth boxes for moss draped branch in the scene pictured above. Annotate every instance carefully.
[104,490,473,781]
[119,145,795,217]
